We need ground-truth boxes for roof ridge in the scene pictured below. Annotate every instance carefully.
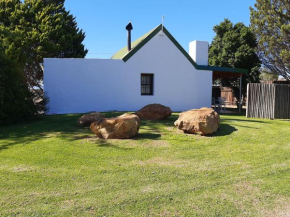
[112,24,247,75]
[111,24,162,60]
[130,24,161,52]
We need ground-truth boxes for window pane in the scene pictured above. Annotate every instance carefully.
[146,76,150,84]
[144,76,147,84]
[146,85,150,94]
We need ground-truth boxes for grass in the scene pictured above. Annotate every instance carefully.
[1,112,290,216]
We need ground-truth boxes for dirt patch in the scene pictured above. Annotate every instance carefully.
[141,185,154,193]
[271,162,288,169]
[233,181,263,214]
[234,181,260,194]
[260,198,290,217]
[61,199,78,210]
[241,164,252,169]
[141,140,170,147]
[12,165,34,172]
[159,210,180,217]
[75,135,139,145]
[232,181,290,216]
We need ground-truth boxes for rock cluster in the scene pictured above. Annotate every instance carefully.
[79,105,219,140]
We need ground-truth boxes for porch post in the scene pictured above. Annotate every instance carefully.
[239,74,242,113]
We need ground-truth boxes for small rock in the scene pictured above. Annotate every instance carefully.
[77,112,105,127]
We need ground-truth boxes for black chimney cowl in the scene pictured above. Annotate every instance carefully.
[126,22,133,31]
[126,22,133,51]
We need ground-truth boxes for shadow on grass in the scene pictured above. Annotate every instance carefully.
[222,118,269,124]
[233,125,258,129]
[140,114,178,127]
[210,123,238,137]
[133,133,161,140]
[0,114,88,152]
[96,139,133,150]
[0,111,249,151]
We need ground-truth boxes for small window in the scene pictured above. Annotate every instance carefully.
[141,74,153,95]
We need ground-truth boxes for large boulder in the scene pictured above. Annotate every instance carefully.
[77,112,105,127]
[136,104,172,120]
[174,107,220,135]
[90,113,140,139]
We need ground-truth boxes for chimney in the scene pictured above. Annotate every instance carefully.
[189,41,209,65]
[125,22,133,51]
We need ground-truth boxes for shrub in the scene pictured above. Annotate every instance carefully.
[0,52,37,125]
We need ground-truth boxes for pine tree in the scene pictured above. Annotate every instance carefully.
[0,0,88,98]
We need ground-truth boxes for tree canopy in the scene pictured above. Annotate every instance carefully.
[0,0,87,123]
[0,0,88,97]
[259,68,279,83]
[209,19,261,99]
[250,0,290,80]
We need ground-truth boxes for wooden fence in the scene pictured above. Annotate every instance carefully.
[246,83,290,119]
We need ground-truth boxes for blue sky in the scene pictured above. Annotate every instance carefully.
[64,0,256,58]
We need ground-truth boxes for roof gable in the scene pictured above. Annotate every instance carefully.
[112,24,162,60]
[112,24,247,75]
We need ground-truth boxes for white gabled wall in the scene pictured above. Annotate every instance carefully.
[123,31,212,111]
[44,31,212,114]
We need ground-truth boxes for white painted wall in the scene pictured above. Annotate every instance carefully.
[44,31,212,114]
[189,40,209,65]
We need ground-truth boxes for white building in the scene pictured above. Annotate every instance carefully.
[44,24,246,114]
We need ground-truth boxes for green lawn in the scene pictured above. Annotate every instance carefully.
[1,112,290,216]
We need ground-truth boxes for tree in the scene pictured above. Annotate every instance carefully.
[250,0,290,80]
[209,19,261,100]
[0,45,36,125]
[259,68,279,83]
[0,0,88,100]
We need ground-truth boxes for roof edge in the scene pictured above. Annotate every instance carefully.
[120,24,247,74]
[197,65,248,74]
[122,24,162,62]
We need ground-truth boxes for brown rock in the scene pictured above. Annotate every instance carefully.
[77,112,105,127]
[136,104,172,120]
[174,107,220,135]
[90,113,140,139]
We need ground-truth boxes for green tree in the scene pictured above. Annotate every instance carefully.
[0,0,88,99]
[250,0,290,80]
[259,68,279,83]
[209,19,261,100]
[0,45,36,125]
